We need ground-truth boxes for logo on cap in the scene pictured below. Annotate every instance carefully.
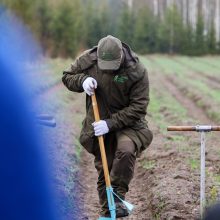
[101,51,114,61]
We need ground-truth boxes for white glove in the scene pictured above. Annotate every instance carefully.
[92,120,109,136]
[82,77,97,96]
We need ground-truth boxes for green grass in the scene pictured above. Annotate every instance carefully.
[74,139,83,160]
[187,158,199,170]
[40,56,220,219]
[174,56,220,75]
[183,76,220,102]
[146,55,190,76]
[153,194,166,220]
[168,135,186,142]
[148,78,188,134]
[149,56,220,101]
[148,91,167,132]
[207,185,219,207]
[141,160,156,170]
[142,55,220,123]
[213,174,220,185]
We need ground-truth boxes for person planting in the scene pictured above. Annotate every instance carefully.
[62,35,153,218]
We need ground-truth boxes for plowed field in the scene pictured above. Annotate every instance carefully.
[35,55,220,220]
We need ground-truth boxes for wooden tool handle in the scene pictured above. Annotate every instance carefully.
[91,93,111,187]
[211,126,220,131]
[167,126,220,131]
[167,126,196,131]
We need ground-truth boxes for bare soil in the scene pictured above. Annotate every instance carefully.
[38,65,220,220]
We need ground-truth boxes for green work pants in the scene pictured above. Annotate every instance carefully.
[93,131,136,214]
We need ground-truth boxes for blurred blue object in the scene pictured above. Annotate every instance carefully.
[0,6,58,220]
[204,203,220,220]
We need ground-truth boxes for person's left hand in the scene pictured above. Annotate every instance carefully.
[92,120,109,136]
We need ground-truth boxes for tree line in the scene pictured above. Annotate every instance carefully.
[2,0,220,57]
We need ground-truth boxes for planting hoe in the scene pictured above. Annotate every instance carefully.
[167,125,220,219]
[91,92,134,220]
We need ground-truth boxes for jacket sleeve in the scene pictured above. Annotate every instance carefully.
[62,57,89,92]
[105,69,150,131]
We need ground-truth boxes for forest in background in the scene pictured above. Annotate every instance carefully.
[1,0,220,57]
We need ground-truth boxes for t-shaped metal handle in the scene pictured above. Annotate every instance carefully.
[167,125,220,219]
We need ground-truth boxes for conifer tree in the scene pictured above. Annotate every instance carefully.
[207,20,216,54]
[194,14,207,55]
[50,0,83,57]
[133,7,157,53]
[117,5,135,46]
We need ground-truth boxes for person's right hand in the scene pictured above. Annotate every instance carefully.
[82,77,97,96]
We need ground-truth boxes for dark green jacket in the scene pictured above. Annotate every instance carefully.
[62,43,153,156]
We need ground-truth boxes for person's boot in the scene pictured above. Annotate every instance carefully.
[115,201,129,218]
[99,186,129,218]
[99,209,110,217]
[99,202,129,218]
[99,195,110,217]
[112,190,129,218]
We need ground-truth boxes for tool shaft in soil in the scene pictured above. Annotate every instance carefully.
[91,94,111,187]
[200,131,206,219]
[167,125,220,218]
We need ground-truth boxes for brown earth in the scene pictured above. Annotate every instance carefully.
[37,63,220,220]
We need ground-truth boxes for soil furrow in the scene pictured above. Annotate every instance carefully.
[165,74,220,123]
[75,67,220,220]
[78,133,154,219]
[171,57,220,87]
[163,75,211,124]
[37,58,220,220]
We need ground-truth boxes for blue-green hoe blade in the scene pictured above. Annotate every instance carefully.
[98,186,116,220]
[98,187,135,219]
[112,190,134,213]
[122,200,134,213]
[98,217,112,220]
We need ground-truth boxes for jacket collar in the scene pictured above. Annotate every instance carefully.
[88,42,138,70]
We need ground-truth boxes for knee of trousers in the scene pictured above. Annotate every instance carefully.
[115,150,136,162]
[111,150,136,183]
